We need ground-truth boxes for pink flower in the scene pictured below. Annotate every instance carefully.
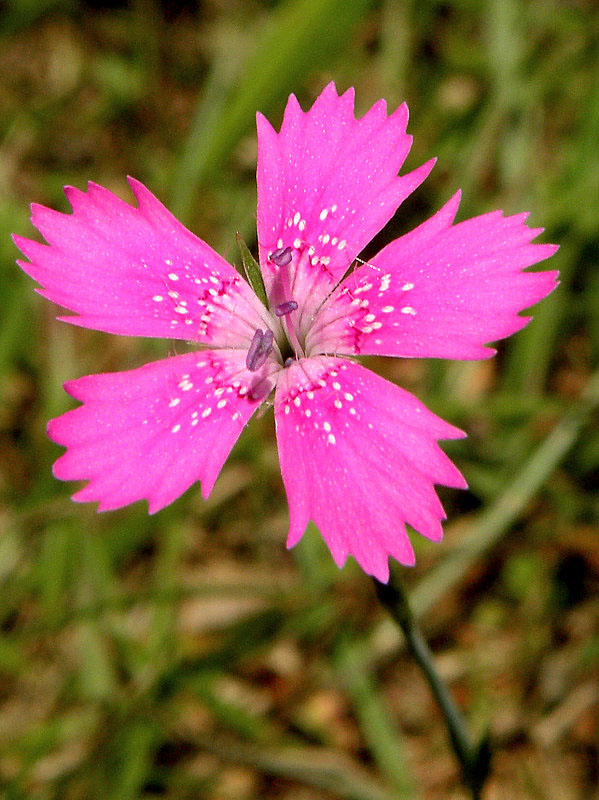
[14,83,558,582]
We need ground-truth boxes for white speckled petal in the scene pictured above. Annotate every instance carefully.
[14,179,271,347]
[48,351,278,513]
[309,192,559,359]
[275,357,466,582]
[256,82,434,330]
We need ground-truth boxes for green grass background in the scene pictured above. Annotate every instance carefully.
[1,1,598,798]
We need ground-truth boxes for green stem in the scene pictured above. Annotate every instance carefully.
[374,568,491,800]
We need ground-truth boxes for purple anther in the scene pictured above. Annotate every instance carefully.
[275,300,299,317]
[249,376,274,402]
[269,246,293,267]
[246,328,274,372]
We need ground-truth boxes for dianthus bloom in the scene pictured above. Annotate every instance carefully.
[15,84,558,581]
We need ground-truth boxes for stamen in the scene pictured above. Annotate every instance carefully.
[275,300,299,317]
[249,376,274,402]
[269,246,292,267]
[246,328,274,372]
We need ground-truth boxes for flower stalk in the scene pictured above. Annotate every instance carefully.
[374,566,492,800]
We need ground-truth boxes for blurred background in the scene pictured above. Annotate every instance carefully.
[1,0,598,798]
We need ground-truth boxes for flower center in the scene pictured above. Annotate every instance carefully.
[268,248,305,362]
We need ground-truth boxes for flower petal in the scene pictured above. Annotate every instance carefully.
[275,357,466,582]
[256,82,434,332]
[48,351,276,513]
[14,178,271,346]
[309,192,559,359]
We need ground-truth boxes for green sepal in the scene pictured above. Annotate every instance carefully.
[236,232,269,308]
